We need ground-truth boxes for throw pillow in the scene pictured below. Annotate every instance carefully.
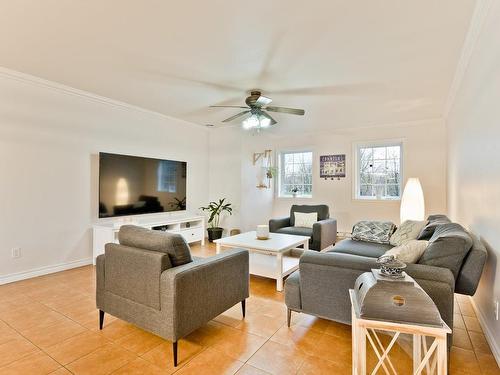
[351,221,396,244]
[294,212,318,228]
[390,220,426,246]
[417,214,452,240]
[418,223,472,279]
[384,240,428,264]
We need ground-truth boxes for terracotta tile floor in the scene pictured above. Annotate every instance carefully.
[0,243,498,374]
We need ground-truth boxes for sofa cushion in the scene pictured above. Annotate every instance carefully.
[417,214,451,240]
[328,239,392,258]
[418,223,472,279]
[276,226,313,238]
[390,220,426,246]
[352,221,396,244]
[290,205,329,226]
[294,212,318,228]
[385,240,428,264]
[119,225,192,267]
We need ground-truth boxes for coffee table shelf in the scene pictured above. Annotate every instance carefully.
[214,231,310,291]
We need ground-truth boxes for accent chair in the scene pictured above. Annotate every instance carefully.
[269,204,337,251]
[96,225,249,366]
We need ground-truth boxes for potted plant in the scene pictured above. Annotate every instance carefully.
[200,198,233,242]
[291,187,299,198]
[169,197,186,210]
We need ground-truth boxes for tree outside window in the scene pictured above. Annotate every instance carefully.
[356,143,402,200]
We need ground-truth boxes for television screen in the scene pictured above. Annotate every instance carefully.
[98,153,187,218]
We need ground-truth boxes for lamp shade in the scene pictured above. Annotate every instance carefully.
[400,178,425,223]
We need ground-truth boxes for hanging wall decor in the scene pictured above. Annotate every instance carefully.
[320,154,346,180]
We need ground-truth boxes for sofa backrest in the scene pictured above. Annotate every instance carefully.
[119,225,192,267]
[290,205,329,226]
[455,233,487,295]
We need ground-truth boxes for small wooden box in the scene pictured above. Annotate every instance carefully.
[353,269,442,327]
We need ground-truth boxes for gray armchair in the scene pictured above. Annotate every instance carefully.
[269,204,337,251]
[96,225,249,367]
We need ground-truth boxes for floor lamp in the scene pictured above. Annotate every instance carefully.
[400,178,425,223]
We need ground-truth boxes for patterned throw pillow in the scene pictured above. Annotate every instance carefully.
[294,212,318,228]
[390,220,426,246]
[385,240,428,264]
[351,221,396,244]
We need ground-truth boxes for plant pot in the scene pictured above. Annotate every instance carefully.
[207,227,224,242]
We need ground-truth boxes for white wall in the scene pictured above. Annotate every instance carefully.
[0,71,209,281]
[447,1,500,360]
[209,118,448,233]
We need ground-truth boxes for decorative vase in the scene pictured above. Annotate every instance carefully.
[256,225,269,240]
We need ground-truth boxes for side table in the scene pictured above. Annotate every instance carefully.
[349,289,451,375]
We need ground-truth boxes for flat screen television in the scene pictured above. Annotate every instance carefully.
[98,152,187,218]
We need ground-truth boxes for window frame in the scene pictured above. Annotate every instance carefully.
[157,160,178,193]
[353,140,404,201]
[277,149,314,199]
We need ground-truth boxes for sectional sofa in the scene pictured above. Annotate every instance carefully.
[284,215,487,348]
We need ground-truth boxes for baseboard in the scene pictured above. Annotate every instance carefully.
[0,258,93,285]
[469,296,500,367]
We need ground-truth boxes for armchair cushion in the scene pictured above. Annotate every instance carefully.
[290,205,329,226]
[276,226,313,237]
[119,225,192,267]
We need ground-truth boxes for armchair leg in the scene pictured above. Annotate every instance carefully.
[99,310,104,330]
[241,299,246,318]
[173,341,178,367]
[287,308,292,327]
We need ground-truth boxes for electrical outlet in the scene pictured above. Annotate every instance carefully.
[495,300,499,321]
[11,248,21,258]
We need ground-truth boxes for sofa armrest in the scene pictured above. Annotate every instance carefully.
[312,219,337,250]
[160,248,249,340]
[269,217,290,232]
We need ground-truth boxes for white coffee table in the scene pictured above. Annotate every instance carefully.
[214,231,310,291]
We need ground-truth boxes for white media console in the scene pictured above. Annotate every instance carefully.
[92,213,205,264]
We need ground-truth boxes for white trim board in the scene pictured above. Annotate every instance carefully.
[0,66,206,131]
[0,258,93,285]
[443,0,494,117]
[469,296,500,367]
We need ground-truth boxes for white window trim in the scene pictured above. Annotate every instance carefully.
[352,139,404,202]
[276,149,314,199]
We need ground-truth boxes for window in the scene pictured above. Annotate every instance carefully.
[157,161,177,193]
[278,151,313,197]
[355,142,402,200]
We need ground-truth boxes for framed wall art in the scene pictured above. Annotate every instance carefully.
[320,154,346,179]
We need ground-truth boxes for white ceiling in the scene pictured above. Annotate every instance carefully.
[0,1,475,134]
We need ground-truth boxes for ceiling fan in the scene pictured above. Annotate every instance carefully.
[210,90,305,130]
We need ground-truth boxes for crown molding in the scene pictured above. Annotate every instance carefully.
[443,0,494,118]
[0,66,206,130]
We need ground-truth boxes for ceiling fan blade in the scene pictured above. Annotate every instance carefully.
[210,105,249,109]
[222,110,251,123]
[255,95,272,106]
[270,83,383,96]
[265,106,305,115]
[260,111,277,125]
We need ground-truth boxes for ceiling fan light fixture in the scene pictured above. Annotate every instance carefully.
[242,114,260,129]
[242,113,272,130]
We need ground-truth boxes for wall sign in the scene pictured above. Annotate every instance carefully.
[320,154,346,180]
